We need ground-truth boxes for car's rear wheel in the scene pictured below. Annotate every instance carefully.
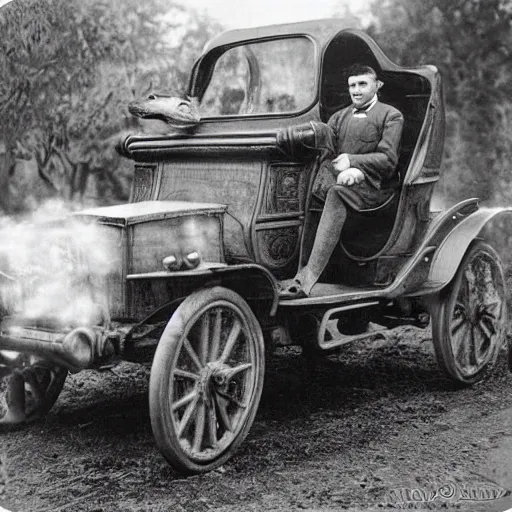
[149,286,265,474]
[431,240,506,385]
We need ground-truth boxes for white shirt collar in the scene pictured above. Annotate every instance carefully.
[353,94,378,113]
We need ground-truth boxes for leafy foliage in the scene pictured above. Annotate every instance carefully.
[367,0,512,205]
[3,0,511,213]
[0,0,221,213]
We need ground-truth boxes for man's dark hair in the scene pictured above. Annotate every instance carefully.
[346,64,379,80]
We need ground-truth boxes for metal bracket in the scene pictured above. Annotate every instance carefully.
[317,300,384,350]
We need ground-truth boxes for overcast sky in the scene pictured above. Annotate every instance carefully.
[180,0,370,28]
[0,0,371,28]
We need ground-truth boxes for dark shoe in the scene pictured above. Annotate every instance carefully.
[278,278,308,299]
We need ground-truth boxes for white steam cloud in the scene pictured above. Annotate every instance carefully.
[0,200,116,329]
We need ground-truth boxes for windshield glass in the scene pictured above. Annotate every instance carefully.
[200,37,316,117]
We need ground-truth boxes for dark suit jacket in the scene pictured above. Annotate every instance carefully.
[327,101,404,192]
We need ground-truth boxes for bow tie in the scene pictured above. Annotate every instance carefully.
[353,97,377,114]
[353,105,370,114]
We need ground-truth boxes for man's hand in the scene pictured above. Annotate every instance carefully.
[336,168,365,186]
[332,153,351,172]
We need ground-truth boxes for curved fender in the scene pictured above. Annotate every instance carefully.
[127,262,279,317]
[206,264,279,316]
[427,206,512,290]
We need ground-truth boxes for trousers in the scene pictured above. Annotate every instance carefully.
[297,185,348,294]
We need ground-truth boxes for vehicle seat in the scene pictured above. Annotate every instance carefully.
[338,83,428,257]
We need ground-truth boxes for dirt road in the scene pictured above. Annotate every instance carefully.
[1,326,512,512]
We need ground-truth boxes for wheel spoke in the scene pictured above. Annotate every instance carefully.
[478,303,500,337]
[206,397,218,449]
[23,371,45,402]
[215,393,232,432]
[209,309,223,361]
[451,309,466,336]
[177,395,198,438]
[183,337,203,371]
[227,362,252,378]
[457,275,470,309]
[6,372,26,423]
[469,325,486,366]
[220,319,242,364]
[217,390,247,409]
[453,322,471,368]
[476,318,493,341]
[199,314,211,366]
[473,325,489,366]
[461,325,476,370]
[451,276,475,373]
[172,390,197,412]
[482,301,500,320]
[192,401,206,452]
[174,369,200,381]
[473,302,501,363]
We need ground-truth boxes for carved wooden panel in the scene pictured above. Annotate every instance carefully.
[262,164,307,217]
[131,165,157,202]
[157,159,262,261]
[255,223,301,269]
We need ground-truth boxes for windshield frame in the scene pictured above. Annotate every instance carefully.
[188,33,319,121]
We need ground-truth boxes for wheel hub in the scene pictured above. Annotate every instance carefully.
[198,362,232,397]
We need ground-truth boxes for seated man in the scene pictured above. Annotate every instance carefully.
[279,64,404,298]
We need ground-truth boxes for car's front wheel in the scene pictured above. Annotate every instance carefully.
[149,286,265,474]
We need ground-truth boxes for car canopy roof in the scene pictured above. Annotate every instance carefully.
[189,18,440,99]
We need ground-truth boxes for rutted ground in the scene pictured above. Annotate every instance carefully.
[1,326,512,512]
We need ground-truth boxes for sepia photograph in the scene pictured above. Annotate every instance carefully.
[0,0,512,510]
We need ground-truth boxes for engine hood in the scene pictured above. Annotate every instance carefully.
[74,200,227,226]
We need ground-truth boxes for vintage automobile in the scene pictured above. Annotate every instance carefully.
[0,19,509,475]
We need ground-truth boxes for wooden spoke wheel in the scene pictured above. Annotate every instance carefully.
[431,241,506,385]
[149,287,265,474]
[0,353,67,425]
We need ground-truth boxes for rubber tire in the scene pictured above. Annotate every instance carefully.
[149,286,265,475]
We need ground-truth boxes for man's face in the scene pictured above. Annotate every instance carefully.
[348,73,380,108]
